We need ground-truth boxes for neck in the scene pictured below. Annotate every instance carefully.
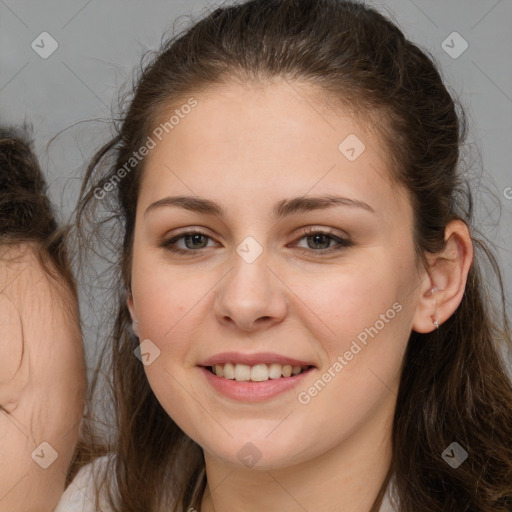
[198,393,395,512]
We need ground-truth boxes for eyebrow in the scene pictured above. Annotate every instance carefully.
[144,194,375,219]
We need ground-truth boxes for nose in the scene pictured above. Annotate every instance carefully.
[213,248,288,332]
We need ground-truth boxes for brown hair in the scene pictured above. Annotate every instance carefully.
[0,124,77,291]
[72,1,512,511]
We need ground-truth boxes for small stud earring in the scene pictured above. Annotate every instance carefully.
[433,316,439,330]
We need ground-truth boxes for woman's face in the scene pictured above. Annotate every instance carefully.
[128,81,425,469]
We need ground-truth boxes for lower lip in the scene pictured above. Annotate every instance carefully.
[199,366,315,402]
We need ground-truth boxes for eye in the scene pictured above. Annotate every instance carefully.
[291,227,353,255]
[159,230,217,255]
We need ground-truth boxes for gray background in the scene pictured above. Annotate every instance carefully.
[1,0,511,371]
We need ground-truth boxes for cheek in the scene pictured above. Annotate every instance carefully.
[289,262,413,413]
[293,260,406,344]
[132,268,208,429]
[131,258,216,364]
[288,268,410,439]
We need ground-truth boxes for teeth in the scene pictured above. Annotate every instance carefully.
[282,364,292,377]
[251,364,270,382]
[268,363,282,379]
[210,363,309,381]
[222,363,235,379]
[235,364,251,381]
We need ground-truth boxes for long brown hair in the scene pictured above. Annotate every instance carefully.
[71,1,512,510]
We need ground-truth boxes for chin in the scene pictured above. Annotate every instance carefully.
[201,435,314,471]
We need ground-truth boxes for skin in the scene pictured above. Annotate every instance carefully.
[127,80,473,512]
[0,243,85,512]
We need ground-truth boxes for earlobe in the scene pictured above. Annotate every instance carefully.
[411,220,473,334]
[411,282,443,334]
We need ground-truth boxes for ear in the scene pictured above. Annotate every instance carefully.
[412,219,473,333]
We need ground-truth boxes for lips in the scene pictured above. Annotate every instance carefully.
[198,351,316,368]
[200,364,315,402]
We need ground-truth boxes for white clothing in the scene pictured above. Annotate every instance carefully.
[53,455,113,512]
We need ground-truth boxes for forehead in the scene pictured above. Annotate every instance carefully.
[139,80,411,222]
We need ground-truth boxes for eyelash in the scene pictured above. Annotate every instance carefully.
[159,227,353,256]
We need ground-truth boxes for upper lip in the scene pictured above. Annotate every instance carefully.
[199,352,315,368]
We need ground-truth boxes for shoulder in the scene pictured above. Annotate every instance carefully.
[54,455,116,512]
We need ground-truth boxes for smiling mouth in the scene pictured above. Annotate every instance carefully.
[205,362,314,381]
